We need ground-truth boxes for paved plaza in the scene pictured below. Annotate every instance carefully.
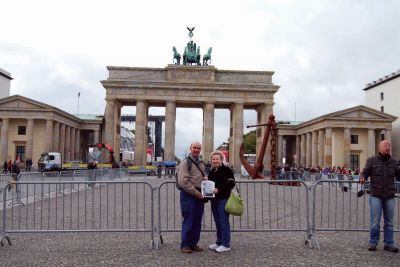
[1,232,399,266]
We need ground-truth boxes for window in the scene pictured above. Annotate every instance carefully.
[16,146,26,162]
[381,106,384,112]
[380,92,384,101]
[350,154,359,171]
[18,126,26,135]
[350,135,358,144]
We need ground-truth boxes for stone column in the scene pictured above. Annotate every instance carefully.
[343,127,351,168]
[70,128,76,160]
[59,124,65,160]
[202,102,214,161]
[229,103,243,171]
[295,135,301,166]
[300,134,306,167]
[306,132,312,166]
[367,129,375,158]
[324,128,332,167]
[256,103,273,171]
[65,125,71,161]
[318,129,324,167]
[164,101,176,162]
[311,131,318,167]
[115,101,122,162]
[52,121,59,152]
[385,129,392,144]
[0,118,9,163]
[45,120,53,152]
[134,100,148,166]
[277,134,283,166]
[26,119,34,162]
[75,129,80,161]
[94,129,100,144]
[282,136,287,165]
[104,99,115,154]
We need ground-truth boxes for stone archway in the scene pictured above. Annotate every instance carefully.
[101,65,279,170]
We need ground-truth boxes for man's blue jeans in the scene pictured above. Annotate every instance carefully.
[180,190,204,248]
[369,196,395,247]
[211,198,230,248]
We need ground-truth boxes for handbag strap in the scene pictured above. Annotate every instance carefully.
[228,178,240,195]
[187,156,205,177]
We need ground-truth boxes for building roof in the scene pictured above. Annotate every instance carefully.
[0,67,13,80]
[74,114,103,121]
[363,69,400,91]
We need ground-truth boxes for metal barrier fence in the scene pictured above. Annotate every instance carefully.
[309,180,400,249]
[155,180,312,250]
[1,177,399,250]
[1,181,155,247]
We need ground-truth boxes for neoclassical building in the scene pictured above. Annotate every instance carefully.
[0,95,102,166]
[276,105,397,170]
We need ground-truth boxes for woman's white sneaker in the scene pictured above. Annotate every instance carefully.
[208,243,219,250]
[215,245,230,252]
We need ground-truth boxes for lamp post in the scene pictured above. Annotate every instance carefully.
[77,92,80,114]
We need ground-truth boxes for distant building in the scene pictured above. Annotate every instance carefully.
[364,69,400,158]
[0,67,12,99]
[0,95,102,167]
[276,105,396,170]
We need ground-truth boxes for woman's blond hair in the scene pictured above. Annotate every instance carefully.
[209,150,225,161]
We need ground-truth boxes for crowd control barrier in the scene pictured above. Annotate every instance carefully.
[0,181,155,248]
[155,180,313,249]
[1,176,399,250]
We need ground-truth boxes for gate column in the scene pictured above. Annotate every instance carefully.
[164,101,176,162]
[229,103,243,171]
[134,100,149,166]
[202,102,214,162]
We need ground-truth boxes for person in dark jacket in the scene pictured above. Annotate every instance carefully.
[207,150,235,253]
[361,140,400,253]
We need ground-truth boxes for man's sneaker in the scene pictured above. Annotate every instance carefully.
[191,245,203,252]
[384,246,399,253]
[208,243,219,250]
[181,246,192,253]
[368,245,377,251]
[215,245,230,253]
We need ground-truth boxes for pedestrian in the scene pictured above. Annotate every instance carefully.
[176,141,206,253]
[208,150,235,253]
[12,161,20,175]
[360,140,400,252]
[3,161,7,173]
[26,158,33,171]
[7,160,12,173]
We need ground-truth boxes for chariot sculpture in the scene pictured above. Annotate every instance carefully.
[172,27,213,66]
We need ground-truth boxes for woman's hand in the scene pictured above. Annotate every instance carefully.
[203,176,208,180]
[213,188,218,194]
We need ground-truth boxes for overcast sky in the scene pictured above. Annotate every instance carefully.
[1,0,400,158]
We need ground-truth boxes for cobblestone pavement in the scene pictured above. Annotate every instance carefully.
[1,231,399,266]
[1,175,399,266]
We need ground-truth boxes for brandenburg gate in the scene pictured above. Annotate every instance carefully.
[101,65,279,170]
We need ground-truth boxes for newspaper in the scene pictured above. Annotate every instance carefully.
[201,180,215,198]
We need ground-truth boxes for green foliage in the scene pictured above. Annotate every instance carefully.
[243,130,256,154]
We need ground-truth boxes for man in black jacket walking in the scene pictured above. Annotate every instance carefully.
[361,140,400,252]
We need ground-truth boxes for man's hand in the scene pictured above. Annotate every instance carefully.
[195,192,203,199]
[359,176,365,185]
[203,176,208,180]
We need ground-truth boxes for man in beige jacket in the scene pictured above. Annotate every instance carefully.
[177,141,206,253]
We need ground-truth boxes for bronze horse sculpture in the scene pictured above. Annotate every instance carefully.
[172,46,181,65]
[203,47,212,66]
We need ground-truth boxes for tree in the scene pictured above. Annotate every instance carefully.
[243,130,256,154]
